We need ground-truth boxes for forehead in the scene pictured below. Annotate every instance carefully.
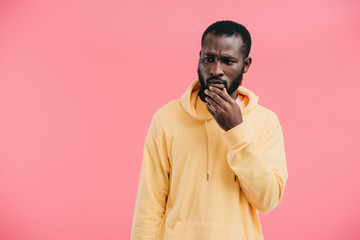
[202,34,244,57]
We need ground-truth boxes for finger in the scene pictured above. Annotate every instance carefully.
[205,89,226,107]
[205,102,216,117]
[205,96,222,113]
[222,87,237,103]
[209,86,235,103]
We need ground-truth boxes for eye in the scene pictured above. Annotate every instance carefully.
[202,56,215,63]
[223,58,235,65]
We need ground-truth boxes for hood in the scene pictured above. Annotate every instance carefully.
[180,79,259,121]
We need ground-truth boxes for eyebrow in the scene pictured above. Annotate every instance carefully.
[204,52,238,60]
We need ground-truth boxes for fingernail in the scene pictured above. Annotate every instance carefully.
[209,86,213,90]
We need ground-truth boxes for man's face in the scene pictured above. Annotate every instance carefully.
[198,34,251,99]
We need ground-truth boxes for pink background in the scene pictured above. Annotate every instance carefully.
[1,0,359,239]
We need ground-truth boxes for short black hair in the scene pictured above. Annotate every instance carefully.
[201,20,252,58]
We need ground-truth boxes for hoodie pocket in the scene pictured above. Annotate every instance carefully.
[168,221,246,240]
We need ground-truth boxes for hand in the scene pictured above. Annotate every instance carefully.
[204,86,243,131]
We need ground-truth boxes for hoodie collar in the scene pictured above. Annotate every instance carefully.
[180,80,259,121]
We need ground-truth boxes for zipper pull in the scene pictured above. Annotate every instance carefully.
[234,175,237,182]
[207,173,209,181]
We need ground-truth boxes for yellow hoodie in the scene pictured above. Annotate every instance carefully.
[131,80,288,240]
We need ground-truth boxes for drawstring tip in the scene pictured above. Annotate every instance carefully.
[207,173,209,181]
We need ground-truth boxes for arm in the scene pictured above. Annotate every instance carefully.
[205,86,288,213]
[224,114,288,213]
[131,114,170,240]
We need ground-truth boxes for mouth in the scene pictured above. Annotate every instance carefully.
[207,80,226,89]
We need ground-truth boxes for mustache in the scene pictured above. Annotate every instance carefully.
[206,76,226,84]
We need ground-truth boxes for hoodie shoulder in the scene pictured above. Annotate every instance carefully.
[154,99,184,121]
[252,103,281,129]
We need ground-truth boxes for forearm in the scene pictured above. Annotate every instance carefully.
[131,169,167,239]
[225,120,288,213]
[131,114,170,239]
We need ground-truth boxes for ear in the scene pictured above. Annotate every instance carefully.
[243,57,252,73]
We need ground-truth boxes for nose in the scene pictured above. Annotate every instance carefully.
[209,61,224,77]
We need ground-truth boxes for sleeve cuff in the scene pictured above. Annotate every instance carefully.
[223,121,253,148]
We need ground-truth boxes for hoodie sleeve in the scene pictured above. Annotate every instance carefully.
[223,111,288,214]
[131,113,170,240]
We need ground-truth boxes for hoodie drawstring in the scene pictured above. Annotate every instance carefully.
[205,119,237,182]
[205,120,210,181]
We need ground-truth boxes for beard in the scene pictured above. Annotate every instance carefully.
[198,67,244,97]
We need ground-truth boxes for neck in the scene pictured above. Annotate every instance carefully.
[230,91,238,100]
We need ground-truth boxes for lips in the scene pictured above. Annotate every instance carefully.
[207,80,226,89]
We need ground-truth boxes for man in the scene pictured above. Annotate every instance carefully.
[131,20,288,240]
